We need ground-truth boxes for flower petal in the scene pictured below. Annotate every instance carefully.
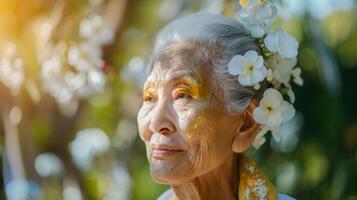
[266,110,283,127]
[253,107,268,124]
[292,67,304,86]
[228,55,249,75]
[276,29,298,58]
[250,26,265,38]
[287,87,296,103]
[263,88,283,107]
[251,67,266,83]
[255,56,264,68]
[271,127,281,142]
[264,33,277,52]
[294,76,304,86]
[292,67,301,76]
[270,56,296,83]
[244,50,259,62]
[238,73,252,86]
[279,101,295,122]
[227,56,241,75]
[252,135,266,149]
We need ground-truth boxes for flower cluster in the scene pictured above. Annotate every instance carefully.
[0,43,24,96]
[41,14,114,104]
[228,0,303,149]
[0,57,24,95]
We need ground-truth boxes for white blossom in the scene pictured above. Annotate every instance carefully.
[0,58,24,95]
[252,126,282,148]
[252,127,268,149]
[236,0,277,38]
[41,55,62,79]
[292,67,303,86]
[286,84,296,103]
[253,88,295,128]
[49,81,74,104]
[64,72,86,91]
[41,54,106,104]
[68,42,102,72]
[228,50,267,86]
[88,69,106,92]
[79,15,114,46]
[253,83,260,90]
[266,68,273,82]
[266,54,297,83]
[264,28,298,59]
[41,56,73,103]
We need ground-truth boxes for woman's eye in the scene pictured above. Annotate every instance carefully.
[143,96,153,102]
[173,91,192,100]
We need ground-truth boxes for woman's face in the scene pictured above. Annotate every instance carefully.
[137,43,241,184]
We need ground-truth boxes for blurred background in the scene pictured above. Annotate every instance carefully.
[0,0,356,199]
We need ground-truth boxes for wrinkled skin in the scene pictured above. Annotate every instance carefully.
[137,43,259,200]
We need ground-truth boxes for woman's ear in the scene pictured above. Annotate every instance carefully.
[232,100,261,153]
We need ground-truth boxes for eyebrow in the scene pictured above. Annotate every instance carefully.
[145,69,200,86]
[165,71,199,84]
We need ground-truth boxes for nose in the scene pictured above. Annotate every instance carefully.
[149,99,176,136]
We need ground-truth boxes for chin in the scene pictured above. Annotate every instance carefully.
[149,158,192,185]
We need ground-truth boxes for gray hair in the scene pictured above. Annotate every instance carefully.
[150,13,260,115]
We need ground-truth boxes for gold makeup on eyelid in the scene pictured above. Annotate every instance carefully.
[142,75,207,100]
[143,85,155,100]
[176,76,207,100]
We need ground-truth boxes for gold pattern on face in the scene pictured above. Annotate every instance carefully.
[187,116,204,139]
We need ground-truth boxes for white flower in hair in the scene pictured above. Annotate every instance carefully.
[228,50,267,86]
[264,28,298,59]
[236,0,277,38]
[253,88,295,128]
[266,54,297,84]
[231,0,302,149]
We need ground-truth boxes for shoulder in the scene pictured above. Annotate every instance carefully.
[157,188,174,200]
[278,193,296,200]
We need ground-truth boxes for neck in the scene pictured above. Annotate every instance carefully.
[171,153,239,200]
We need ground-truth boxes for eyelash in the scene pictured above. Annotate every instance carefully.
[142,85,193,103]
[143,96,153,102]
[173,89,192,100]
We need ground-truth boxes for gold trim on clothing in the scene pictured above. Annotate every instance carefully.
[171,155,278,200]
[238,155,278,200]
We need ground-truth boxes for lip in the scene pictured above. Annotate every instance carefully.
[151,144,184,159]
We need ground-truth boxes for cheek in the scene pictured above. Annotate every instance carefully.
[177,108,229,171]
[175,108,210,150]
[188,115,221,167]
[137,106,152,141]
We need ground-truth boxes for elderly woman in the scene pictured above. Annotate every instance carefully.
[137,12,297,200]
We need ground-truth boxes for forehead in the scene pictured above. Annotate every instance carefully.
[148,42,210,83]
